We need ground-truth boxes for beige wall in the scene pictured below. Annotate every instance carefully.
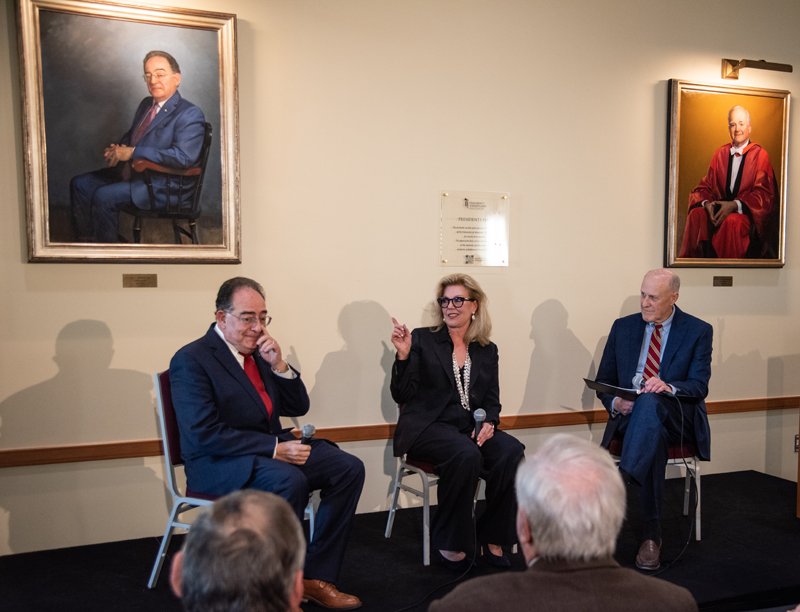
[1,0,799,555]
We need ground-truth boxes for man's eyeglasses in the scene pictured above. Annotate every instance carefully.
[227,312,272,327]
[143,71,173,83]
[437,297,476,308]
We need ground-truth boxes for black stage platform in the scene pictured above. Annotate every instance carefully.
[2,470,799,612]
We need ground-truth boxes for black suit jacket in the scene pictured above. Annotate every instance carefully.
[169,324,310,495]
[390,326,500,457]
[595,306,713,460]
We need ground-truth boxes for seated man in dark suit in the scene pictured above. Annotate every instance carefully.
[596,269,712,570]
[70,50,206,243]
[170,490,306,612]
[170,277,364,610]
[429,434,698,612]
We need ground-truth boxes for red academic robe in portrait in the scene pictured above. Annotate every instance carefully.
[679,142,777,259]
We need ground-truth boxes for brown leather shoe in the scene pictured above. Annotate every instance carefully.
[302,579,362,610]
[635,539,661,571]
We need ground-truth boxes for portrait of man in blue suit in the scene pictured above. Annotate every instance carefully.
[596,269,712,571]
[69,50,206,243]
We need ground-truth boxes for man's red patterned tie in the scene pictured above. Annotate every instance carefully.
[241,352,274,418]
[643,324,662,381]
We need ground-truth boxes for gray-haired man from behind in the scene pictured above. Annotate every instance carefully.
[170,490,305,612]
[429,434,698,612]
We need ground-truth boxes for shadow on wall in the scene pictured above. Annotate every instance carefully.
[586,295,640,439]
[0,320,160,553]
[588,295,641,389]
[309,301,395,426]
[711,320,800,477]
[708,317,767,400]
[0,320,155,448]
[521,299,594,414]
[307,301,397,499]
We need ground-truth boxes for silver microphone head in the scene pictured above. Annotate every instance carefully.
[632,374,645,389]
[473,408,486,423]
[302,424,316,438]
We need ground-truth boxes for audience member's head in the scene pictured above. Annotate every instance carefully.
[170,490,306,612]
[515,434,626,563]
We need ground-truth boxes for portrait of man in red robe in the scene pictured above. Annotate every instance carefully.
[678,106,778,259]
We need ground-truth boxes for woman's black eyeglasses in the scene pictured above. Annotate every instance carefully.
[437,297,476,308]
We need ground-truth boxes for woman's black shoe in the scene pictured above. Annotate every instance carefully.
[483,546,511,568]
[436,550,472,572]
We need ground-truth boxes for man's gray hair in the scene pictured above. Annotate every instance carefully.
[728,105,751,125]
[515,434,626,561]
[180,490,305,612]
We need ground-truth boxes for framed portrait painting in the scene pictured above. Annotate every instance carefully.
[665,80,789,268]
[16,0,240,262]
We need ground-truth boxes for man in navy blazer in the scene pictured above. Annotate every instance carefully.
[170,277,364,610]
[70,50,206,243]
[596,269,712,571]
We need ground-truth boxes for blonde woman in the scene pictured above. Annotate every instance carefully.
[391,274,524,571]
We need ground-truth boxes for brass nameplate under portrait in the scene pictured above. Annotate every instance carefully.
[712,276,733,287]
[123,274,157,288]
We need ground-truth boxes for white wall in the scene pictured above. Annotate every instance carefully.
[1,0,798,555]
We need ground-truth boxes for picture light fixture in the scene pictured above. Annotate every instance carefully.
[722,58,793,80]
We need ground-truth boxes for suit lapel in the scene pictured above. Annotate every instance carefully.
[660,306,685,377]
[254,353,282,429]
[206,325,269,414]
[627,316,647,380]
[467,342,484,393]
[432,327,456,389]
[142,91,181,139]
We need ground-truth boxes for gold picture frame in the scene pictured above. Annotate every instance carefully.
[16,0,240,263]
[665,79,789,268]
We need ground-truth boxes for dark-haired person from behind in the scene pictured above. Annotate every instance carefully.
[390,273,525,570]
[170,490,305,612]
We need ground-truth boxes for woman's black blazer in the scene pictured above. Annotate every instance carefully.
[390,326,501,457]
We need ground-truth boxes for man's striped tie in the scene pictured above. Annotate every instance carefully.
[643,324,662,380]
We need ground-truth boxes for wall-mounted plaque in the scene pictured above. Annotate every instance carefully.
[440,191,509,267]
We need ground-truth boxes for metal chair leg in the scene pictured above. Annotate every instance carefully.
[385,463,404,539]
[421,470,431,566]
[683,464,691,515]
[148,502,182,589]
[694,461,701,541]
[306,499,315,542]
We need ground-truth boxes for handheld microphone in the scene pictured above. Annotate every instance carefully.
[473,409,486,442]
[633,374,675,397]
[301,424,316,445]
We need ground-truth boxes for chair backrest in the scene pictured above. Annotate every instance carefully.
[187,122,214,216]
[155,370,184,497]
[138,121,213,216]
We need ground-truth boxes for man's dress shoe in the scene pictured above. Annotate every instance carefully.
[635,539,661,571]
[302,579,362,610]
